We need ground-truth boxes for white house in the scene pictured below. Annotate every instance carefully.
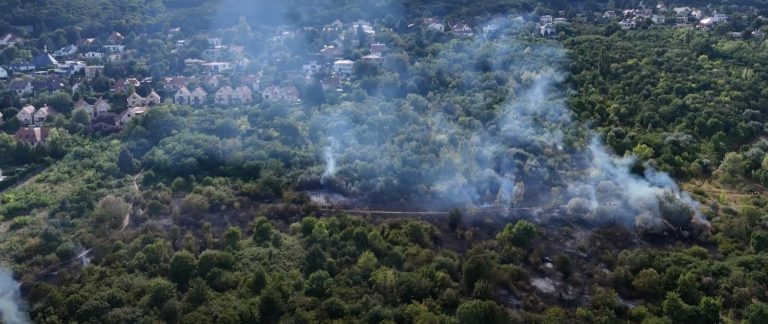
[190,87,207,106]
[74,99,95,117]
[102,45,125,53]
[713,13,728,23]
[146,90,161,106]
[54,45,78,57]
[262,86,299,102]
[539,23,556,36]
[201,62,231,73]
[0,67,7,78]
[303,61,322,75]
[33,105,55,125]
[94,97,111,115]
[127,92,144,107]
[333,59,354,75]
[540,15,554,24]
[84,52,105,59]
[427,22,445,32]
[118,107,147,126]
[651,14,666,24]
[553,17,567,24]
[175,86,191,104]
[215,86,234,105]
[17,105,35,125]
[233,86,253,105]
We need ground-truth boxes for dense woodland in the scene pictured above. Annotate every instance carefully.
[2,0,768,323]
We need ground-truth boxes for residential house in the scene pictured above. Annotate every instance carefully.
[262,86,299,102]
[714,13,728,23]
[361,54,382,63]
[94,97,111,115]
[175,86,192,104]
[127,92,144,107]
[190,87,207,106]
[539,23,556,36]
[241,75,261,91]
[370,43,386,56]
[33,105,56,125]
[333,59,354,75]
[208,37,223,47]
[53,45,78,58]
[167,27,182,39]
[0,33,23,47]
[146,90,161,106]
[651,14,666,24]
[84,52,105,59]
[351,20,375,36]
[14,127,50,145]
[203,75,221,88]
[57,60,86,75]
[233,86,252,104]
[164,76,188,92]
[74,99,95,117]
[451,23,474,37]
[540,15,554,24]
[323,19,344,32]
[321,75,342,90]
[603,11,617,18]
[8,80,32,96]
[17,105,36,125]
[102,45,125,53]
[201,62,232,73]
[0,67,7,78]
[108,32,124,44]
[620,18,638,29]
[483,23,499,35]
[553,17,567,24]
[113,78,140,93]
[32,78,67,93]
[32,52,58,70]
[320,46,343,59]
[84,65,105,78]
[8,62,35,72]
[427,22,445,32]
[303,61,323,75]
[215,86,234,105]
[118,107,147,126]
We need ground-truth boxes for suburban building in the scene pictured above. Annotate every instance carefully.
[333,59,354,75]
[74,99,95,117]
[215,86,234,105]
[84,65,105,78]
[233,86,253,105]
[118,107,147,126]
[0,33,23,47]
[33,105,56,125]
[17,105,36,125]
[174,86,192,104]
[190,87,208,105]
[14,127,50,145]
[303,61,323,75]
[127,92,144,107]
[8,80,33,96]
[262,85,299,102]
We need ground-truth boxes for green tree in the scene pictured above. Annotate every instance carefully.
[180,193,209,219]
[632,268,663,298]
[496,220,537,247]
[456,299,510,324]
[169,250,196,284]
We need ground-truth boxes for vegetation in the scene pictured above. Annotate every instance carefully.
[2,0,768,323]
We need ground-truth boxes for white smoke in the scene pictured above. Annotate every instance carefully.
[322,137,339,179]
[0,268,29,324]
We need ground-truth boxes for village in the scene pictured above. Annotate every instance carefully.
[0,3,765,147]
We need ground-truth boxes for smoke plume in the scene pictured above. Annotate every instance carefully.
[0,268,29,324]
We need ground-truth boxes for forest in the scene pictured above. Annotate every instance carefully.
[2,0,768,323]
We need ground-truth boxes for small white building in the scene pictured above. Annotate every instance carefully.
[0,67,7,78]
[302,61,322,75]
[427,22,445,32]
[84,52,105,59]
[540,15,554,24]
[651,14,666,24]
[333,59,354,75]
[17,105,35,125]
[118,107,147,126]
[539,23,556,36]
[713,13,728,23]
[102,45,125,53]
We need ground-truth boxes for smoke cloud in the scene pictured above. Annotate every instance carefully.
[309,16,708,235]
[0,268,29,324]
